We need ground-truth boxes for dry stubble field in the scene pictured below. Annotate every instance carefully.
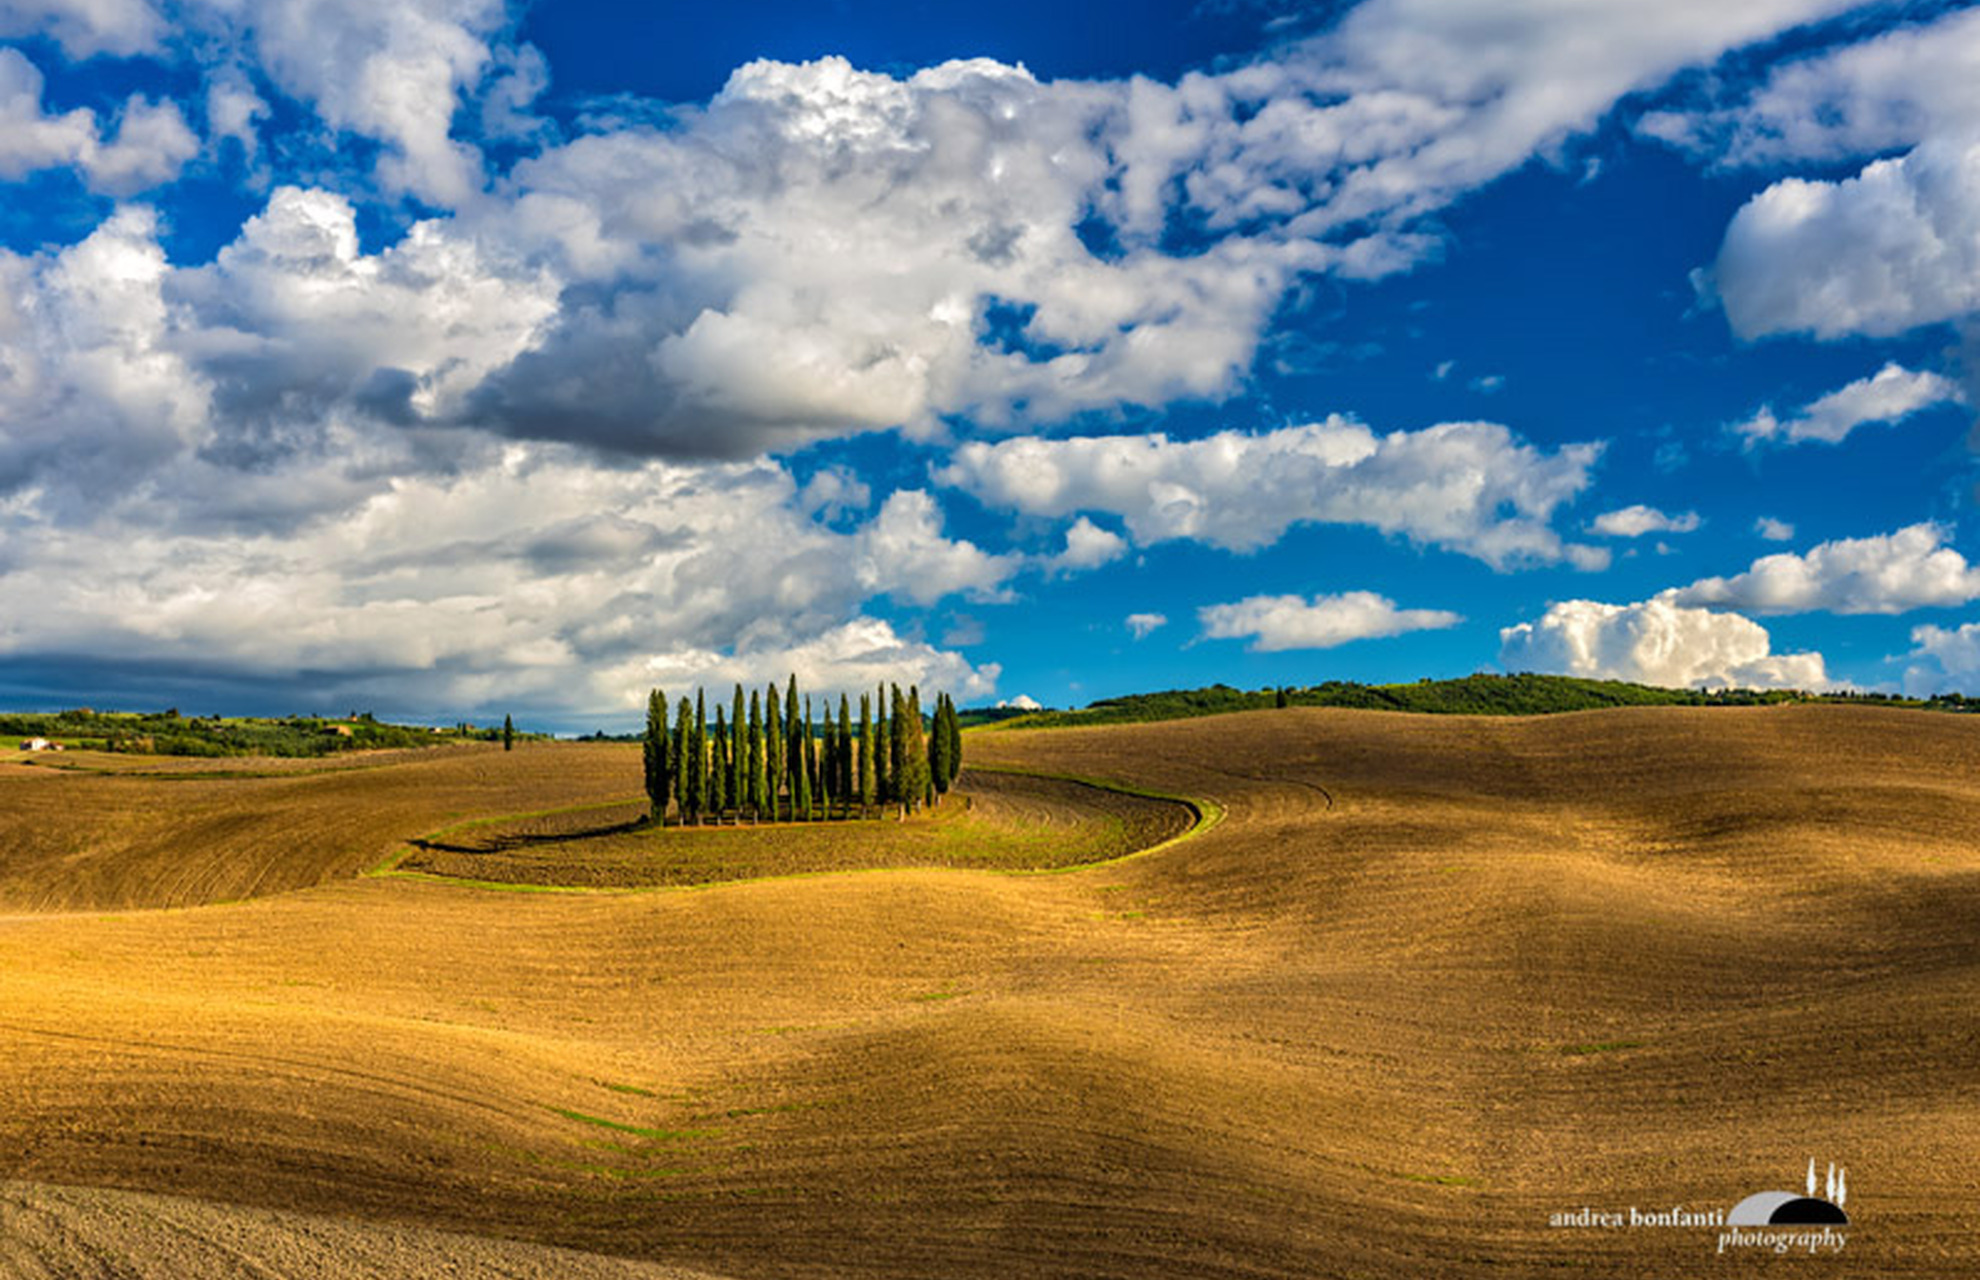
[1,704,1976,1277]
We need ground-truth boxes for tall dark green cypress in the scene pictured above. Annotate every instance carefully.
[888,684,907,815]
[874,686,889,804]
[730,685,745,825]
[689,689,707,824]
[794,694,813,820]
[747,689,765,822]
[904,686,930,812]
[672,696,691,821]
[945,693,963,785]
[809,696,824,816]
[502,714,514,751]
[875,683,889,803]
[858,693,876,817]
[836,694,853,810]
[764,682,783,821]
[785,676,803,821]
[815,697,832,815]
[642,688,669,823]
[928,692,952,802]
[720,705,736,816]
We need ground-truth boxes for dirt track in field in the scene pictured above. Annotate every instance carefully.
[2,705,1976,1277]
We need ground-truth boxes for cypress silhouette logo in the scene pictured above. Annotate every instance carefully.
[1716,1160,1849,1256]
[1728,1159,1850,1226]
[1546,1159,1850,1256]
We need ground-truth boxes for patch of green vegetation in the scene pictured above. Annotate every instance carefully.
[549,1107,717,1142]
[909,984,968,1002]
[599,1081,658,1097]
[1002,673,1979,729]
[0,707,476,757]
[1560,1039,1645,1055]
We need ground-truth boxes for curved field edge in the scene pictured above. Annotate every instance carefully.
[365,766,1220,894]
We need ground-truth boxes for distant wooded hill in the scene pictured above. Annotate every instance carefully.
[986,674,1976,729]
[0,709,476,757]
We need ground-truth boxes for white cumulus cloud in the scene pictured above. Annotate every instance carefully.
[632,617,1000,707]
[1900,621,1980,696]
[1199,591,1460,653]
[0,48,197,194]
[852,489,1021,607]
[1733,363,1962,447]
[1125,612,1167,640]
[1670,8,1980,345]
[936,417,1603,569]
[0,0,167,59]
[1500,598,1833,691]
[1592,505,1702,537]
[1046,517,1128,576]
[1663,523,1980,615]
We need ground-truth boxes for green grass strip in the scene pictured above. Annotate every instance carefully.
[549,1107,716,1142]
[1559,1039,1645,1056]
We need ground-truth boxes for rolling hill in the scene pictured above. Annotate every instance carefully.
[1,704,1973,1277]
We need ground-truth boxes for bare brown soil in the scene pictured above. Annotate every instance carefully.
[0,742,635,911]
[1,704,1975,1277]
[390,769,1195,888]
[0,1181,734,1279]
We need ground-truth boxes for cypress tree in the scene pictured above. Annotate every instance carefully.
[502,714,515,751]
[794,695,813,821]
[690,688,707,824]
[875,685,891,808]
[858,693,876,817]
[889,684,908,815]
[809,696,824,817]
[836,694,853,811]
[946,693,963,785]
[764,682,783,821]
[904,686,930,812]
[642,688,669,823]
[780,681,795,824]
[673,696,691,821]
[831,710,844,814]
[711,705,729,817]
[929,693,951,802]
[747,688,765,822]
[730,685,745,825]
[872,689,889,804]
[816,698,833,816]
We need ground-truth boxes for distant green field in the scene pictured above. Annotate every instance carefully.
[993,673,1976,730]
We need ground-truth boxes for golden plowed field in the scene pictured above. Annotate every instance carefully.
[2,705,1975,1277]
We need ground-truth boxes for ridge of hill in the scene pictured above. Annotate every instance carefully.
[989,672,1977,728]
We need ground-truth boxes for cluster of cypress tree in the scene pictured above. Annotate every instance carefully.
[642,677,963,826]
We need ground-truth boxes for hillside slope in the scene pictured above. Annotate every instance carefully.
[1,705,1973,1276]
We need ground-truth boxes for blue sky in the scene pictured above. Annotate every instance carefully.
[3,0,1980,730]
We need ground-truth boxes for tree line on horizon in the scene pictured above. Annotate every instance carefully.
[641,677,963,825]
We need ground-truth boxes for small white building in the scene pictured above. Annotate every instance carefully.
[19,737,52,751]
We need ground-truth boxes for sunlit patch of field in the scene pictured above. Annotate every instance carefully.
[386,768,1196,888]
[1,704,1976,1277]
